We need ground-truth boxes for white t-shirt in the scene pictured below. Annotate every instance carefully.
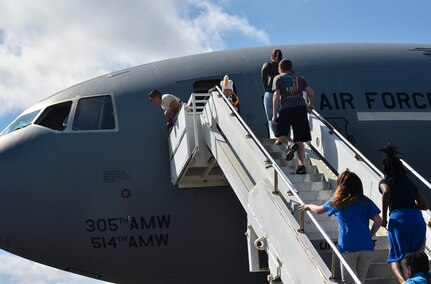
[161,94,180,111]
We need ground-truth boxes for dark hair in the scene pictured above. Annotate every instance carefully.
[272,49,283,62]
[405,251,429,276]
[278,59,293,72]
[148,89,162,98]
[379,143,407,178]
[331,170,364,209]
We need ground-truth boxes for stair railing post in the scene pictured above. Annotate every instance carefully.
[273,169,278,194]
[330,249,337,280]
[299,210,305,233]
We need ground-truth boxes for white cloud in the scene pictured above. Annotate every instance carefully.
[0,0,268,118]
[0,0,268,281]
[0,251,105,284]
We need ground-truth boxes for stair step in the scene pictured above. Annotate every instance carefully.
[305,230,339,241]
[259,138,282,146]
[371,250,390,263]
[303,220,339,235]
[365,277,398,284]
[290,181,332,192]
[284,173,325,183]
[273,157,311,167]
[367,262,393,278]
[280,165,318,174]
[263,144,288,153]
[292,207,336,222]
[297,189,333,201]
[373,236,390,250]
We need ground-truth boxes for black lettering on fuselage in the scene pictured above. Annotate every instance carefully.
[130,215,171,231]
[339,92,355,109]
[320,93,333,110]
[130,216,154,230]
[396,92,412,109]
[382,92,396,109]
[332,93,340,109]
[365,92,378,109]
[128,234,169,248]
[320,93,354,110]
[321,91,430,110]
[412,93,426,109]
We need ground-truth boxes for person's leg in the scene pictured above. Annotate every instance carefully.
[390,261,405,283]
[290,106,311,170]
[341,252,359,284]
[263,92,276,137]
[275,109,291,146]
[356,251,373,284]
[297,141,305,166]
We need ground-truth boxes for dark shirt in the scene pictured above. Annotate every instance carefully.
[379,176,418,213]
[261,61,279,92]
[273,73,308,110]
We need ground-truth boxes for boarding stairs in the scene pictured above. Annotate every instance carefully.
[168,88,431,284]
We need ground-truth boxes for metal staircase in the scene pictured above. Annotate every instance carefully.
[167,88,431,283]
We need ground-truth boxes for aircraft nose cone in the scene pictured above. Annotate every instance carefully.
[0,127,54,253]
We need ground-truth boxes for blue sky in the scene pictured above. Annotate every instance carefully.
[0,0,430,283]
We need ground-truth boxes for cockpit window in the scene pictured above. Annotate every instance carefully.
[1,109,40,135]
[35,101,72,131]
[72,95,115,131]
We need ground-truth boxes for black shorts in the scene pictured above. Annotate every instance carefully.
[275,106,311,142]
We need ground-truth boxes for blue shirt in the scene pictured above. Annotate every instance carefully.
[323,196,381,253]
[405,272,430,284]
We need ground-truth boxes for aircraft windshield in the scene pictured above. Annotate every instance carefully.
[1,109,41,136]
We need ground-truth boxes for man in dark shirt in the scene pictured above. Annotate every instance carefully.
[272,59,314,174]
[261,49,282,138]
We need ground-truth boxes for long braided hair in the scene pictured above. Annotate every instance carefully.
[331,170,364,209]
[379,143,406,179]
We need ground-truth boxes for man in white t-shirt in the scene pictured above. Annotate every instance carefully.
[148,89,182,129]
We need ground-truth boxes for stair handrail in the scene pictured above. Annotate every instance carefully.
[310,109,384,178]
[400,159,431,190]
[213,86,361,283]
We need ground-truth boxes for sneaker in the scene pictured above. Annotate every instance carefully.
[285,143,298,161]
[296,165,306,175]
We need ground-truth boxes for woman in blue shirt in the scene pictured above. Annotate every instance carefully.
[379,144,428,283]
[299,170,382,284]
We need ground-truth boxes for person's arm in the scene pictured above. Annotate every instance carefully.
[298,203,326,214]
[261,63,269,91]
[380,183,391,227]
[272,90,280,124]
[370,214,383,236]
[415,191,429,210]
[169,99,180,117]
[304,86,315,113]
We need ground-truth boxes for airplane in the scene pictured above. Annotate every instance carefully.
[0,43,430,284]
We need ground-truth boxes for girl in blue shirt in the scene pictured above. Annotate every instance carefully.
[299,170,382,284]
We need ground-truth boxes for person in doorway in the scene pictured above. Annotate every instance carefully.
[272,59,314,174]
[220,75,239,111]
[378,144,428,283]
[299,170,382,284]
[261,49,282,139]
[404,251,430,284]
[148,90,182,129]
[208,75,239,112]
